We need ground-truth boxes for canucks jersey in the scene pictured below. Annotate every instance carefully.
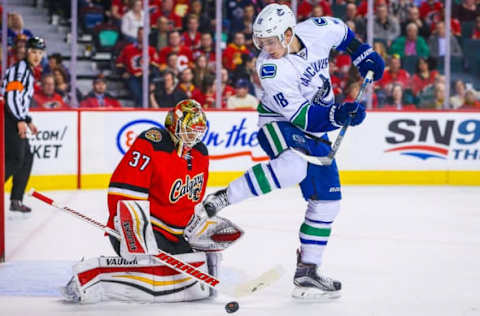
[256,17,349,136]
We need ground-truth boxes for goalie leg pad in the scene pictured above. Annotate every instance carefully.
[64,253,210,303]
[114,200,159,260]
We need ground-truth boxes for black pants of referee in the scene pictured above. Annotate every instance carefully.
[4,115,34,201]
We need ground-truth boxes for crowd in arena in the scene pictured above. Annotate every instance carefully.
[3,0,480,110]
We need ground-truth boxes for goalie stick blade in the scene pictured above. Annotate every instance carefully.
[233,265,286,297]
[291,149,333,166]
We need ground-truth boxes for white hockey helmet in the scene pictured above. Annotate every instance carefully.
[252,3,296,50]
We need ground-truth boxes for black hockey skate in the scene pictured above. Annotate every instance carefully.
[202,189,230,217]
[9,200,32,213]
[292,251,341,300]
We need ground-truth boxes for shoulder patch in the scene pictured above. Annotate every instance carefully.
[139,127,175,152]
[144,128,162,143]
[260,64,277,79]
[312,17,328,26]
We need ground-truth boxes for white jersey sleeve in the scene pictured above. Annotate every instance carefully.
[296,17,350,51]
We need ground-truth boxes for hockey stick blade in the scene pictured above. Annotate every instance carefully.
[234,265,285,297]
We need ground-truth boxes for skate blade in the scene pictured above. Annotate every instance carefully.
[291,286,341,301]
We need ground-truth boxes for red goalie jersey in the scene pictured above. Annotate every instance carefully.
[107,127,209,242]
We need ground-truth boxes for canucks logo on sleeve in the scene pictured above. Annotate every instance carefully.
[261,64,277,79]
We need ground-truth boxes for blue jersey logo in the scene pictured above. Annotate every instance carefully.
[261,64,277,79]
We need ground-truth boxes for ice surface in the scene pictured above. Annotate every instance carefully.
[1,186,480,316]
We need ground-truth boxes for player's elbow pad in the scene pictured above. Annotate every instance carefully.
[302,104,339,133]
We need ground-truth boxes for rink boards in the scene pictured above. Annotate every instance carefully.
[5,109,480,191]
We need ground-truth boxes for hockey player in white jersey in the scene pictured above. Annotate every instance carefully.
[190,3,384,299]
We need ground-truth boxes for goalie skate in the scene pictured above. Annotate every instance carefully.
[292,262,342,300]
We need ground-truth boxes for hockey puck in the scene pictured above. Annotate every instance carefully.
[225,301,239,313]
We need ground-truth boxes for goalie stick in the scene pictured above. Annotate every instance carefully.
[29,189,283,297]
[292,70,374,166]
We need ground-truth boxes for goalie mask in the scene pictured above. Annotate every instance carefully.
[165,99,207,150]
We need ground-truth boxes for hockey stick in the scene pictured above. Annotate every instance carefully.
[292,70,374,166]
[29,189,283,297]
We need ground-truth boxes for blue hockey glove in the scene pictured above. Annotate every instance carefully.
[351,44,385,81]
[333,102,366,126]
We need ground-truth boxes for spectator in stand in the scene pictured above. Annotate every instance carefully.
[52,67,82,105]
[200,68,235,108]
[231,54,257,95]
[112,0,129,25]
[417,76,445,108]
[419,0,443,25]
[7,13,33,46]
[231,3,256,50]
[165,52,180,77]
[329,60,344,98]
[192,54,210,88]
[225,0,252,32]
[80,74,122,108]
[384,83,415,109]
[472,16,480,39]
[377,54,410,93]
[197,74,216,108]
[297,0,332,21]
[116,27,161,107]
[121,0,144,43]
[177,67,203,102]
[410,57,438,96]
[223,32,250,71]
[219,67,235,108]
[43,53,70,80]
[430,10,462,37]
[159,30,193,73]
[226,78,258,110]
[149,16,171,51]
[390,22,430,58]
[450,80,466,109]
[182,15,202,51]
[186,0,211,33]
[401,6,431,38]
[461,89,480,109]
[193,32,216,69]
[427,21,463,58]
[374,4,401,47]
[374,40,388,61]
[454,0,480,22]
[150,70,188,108]
[151,0,184,30]
[7,34,27,67]
[391,0,415,24]
[344,3,366,41]
[32,73,67,109]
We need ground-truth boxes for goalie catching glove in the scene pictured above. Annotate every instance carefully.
[184,204,243,252]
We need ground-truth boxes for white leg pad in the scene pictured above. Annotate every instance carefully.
[64,253,211,303]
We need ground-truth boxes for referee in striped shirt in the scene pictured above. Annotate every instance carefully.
[3,36,46,213]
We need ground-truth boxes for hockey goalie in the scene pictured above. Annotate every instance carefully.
[61,100,243,303]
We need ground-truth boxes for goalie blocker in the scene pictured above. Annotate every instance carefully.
[62,200,243,303]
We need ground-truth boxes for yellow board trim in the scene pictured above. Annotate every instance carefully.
[4,171,480,193]
[113,275,192,286]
